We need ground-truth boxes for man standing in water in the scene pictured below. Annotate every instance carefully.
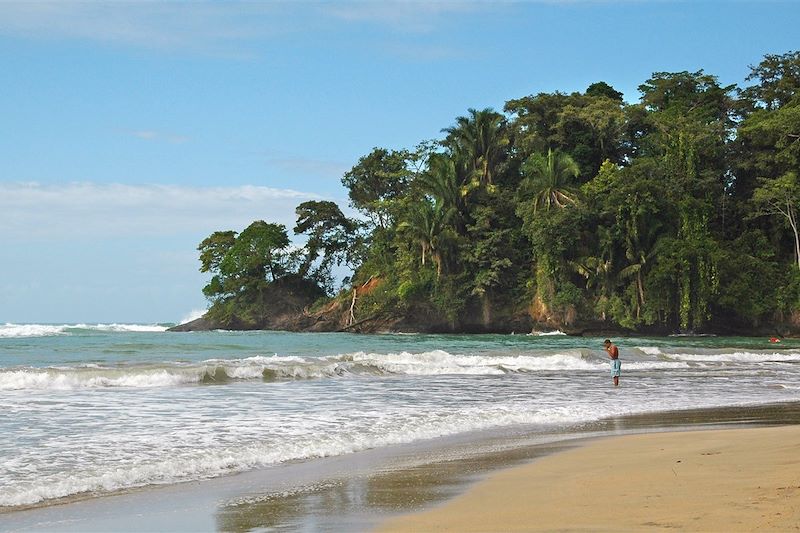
[604,339,620,386]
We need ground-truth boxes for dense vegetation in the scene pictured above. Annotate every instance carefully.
[197,52,800,334]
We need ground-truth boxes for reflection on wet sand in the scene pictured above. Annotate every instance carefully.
[217,442,575,532]
[217,402,800,532]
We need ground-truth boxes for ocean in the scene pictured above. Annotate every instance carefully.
[1,323,799,512]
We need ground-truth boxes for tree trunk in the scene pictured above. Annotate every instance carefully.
[433,253,443,279]
[348,289,357,326]
[636,269,645,319]
[788,202,800,271]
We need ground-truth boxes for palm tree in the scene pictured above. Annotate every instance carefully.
[416,154,466,233]
[399,199,456,278]
[417,154,461,213]
[518,149,581,214]
[442,107,508,189]
[572,254,616,321]
[619,214,666,320]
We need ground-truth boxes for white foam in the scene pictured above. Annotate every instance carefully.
[528,330,567,336]
[623,361,691,370]
[662,351,800,363]
[0,400,644,507]
[3,346,792,393]
[0,368,203,391]
[76,323,168,333]
[0,351,606,391]
[343,350,598,375]
[0,323,167,337]
[0,323,68,338]
[179,309,207,325]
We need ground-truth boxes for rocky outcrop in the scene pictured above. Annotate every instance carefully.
[169,277,800,337]
[168,275,325,332]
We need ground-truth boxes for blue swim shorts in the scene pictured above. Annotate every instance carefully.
[610,358,621,377]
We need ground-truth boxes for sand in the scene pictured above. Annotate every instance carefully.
[378,425,800,532]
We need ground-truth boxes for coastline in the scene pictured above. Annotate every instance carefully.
[3,403,799,532]
[378,424,800,532]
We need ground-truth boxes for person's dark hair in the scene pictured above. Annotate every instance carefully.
[604,339,611,345]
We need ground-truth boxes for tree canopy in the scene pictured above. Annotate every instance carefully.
[196,51,800,334]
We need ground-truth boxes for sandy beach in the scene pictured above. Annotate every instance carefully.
[379,425,800,532]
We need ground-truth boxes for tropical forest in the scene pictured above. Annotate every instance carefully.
[186,51,800,336]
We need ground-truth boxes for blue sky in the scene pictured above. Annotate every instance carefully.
[1,0,798,324]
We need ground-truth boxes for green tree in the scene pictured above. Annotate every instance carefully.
[398,199,456,278]
[294,200,359,289]
[741,51,800,111]
[556,96,626,176]
[752,172,800,270]
[442,107,508,189]
[415,153,464,223]
[463,190,528,304]
[586,81,624,102]
[342,148,413,229]
[198,230,237,276]
[505,91,570,158]
[737,95,800,178]
[505,84,627,180]
[198,221,292,306]
[198,230,238,301]
[517,149,581,216]
[223,221,291,287]
[639,70,735,122]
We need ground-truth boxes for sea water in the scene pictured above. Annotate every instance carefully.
[1,324,799,508]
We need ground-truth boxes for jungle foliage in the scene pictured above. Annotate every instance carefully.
[198,52,800,333]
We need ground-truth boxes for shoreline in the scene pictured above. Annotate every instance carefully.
[3,403,799,531]
[378,424,800,532]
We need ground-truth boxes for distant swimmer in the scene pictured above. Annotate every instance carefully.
[769,337,781,343]
[604,339,620,387]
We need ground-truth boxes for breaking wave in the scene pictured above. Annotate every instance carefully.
[0,323,168,338]
[0,349,704,391]
[658,350,800,363]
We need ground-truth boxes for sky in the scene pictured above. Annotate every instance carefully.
[1,0,798,324]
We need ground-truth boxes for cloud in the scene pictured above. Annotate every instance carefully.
[0,2,289,53]
[0,1,505,52]
[0,182,326,240]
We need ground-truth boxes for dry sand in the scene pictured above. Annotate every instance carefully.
[378,425,800,532]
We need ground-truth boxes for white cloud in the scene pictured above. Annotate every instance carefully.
[0,2,288,52]
[0,182,324,240]
[0,1,507,52]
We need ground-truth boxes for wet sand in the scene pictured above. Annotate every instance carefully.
[3,403,799,532]
[379,424,800,532]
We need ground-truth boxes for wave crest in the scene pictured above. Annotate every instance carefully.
[0,350,603,390]
[0,323,167,338]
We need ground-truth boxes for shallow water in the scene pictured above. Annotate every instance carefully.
[1,325,799,509]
